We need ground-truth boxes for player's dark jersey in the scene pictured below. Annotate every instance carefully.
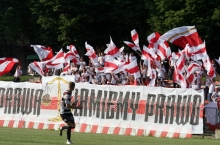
[60,90,72,114]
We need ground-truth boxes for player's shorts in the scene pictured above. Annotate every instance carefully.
[60,113,75,123]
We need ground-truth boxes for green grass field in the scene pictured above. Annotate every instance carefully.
[0,127,219,145]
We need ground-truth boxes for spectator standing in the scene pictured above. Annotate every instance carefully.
[13,65,22,82]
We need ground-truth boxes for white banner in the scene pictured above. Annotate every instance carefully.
[0,76,204,138]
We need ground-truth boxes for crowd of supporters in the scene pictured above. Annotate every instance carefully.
[27,50,220,100]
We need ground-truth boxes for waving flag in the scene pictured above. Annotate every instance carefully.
[188,42,207,60]
[157,39,171,60]
[104,55,119,73]
[131,29,139,46]
[104,37,124,58]
[85,42,98,63]
[126,60,141,79]
[202,55,216,79]
[29,61,44,76]
[187,63,201,74]
[40,49,65,70]
[64,51,79,64]
[215,58,220,65]
[31,45,54,61]
[175,50,185,73]
[51,49,65,64]
[141,45,157,60]
[67,45,79,58]
[123,41,141,52]
[0,58,19,76]
[160,26,203,49]
[173,66,187,88]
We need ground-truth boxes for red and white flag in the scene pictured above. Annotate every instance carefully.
[186,72,196,85]
[187,62,201,74]
[123,41,141,52]
[104,56,119,73]
[31,45,54,61]
[160,26,203,49]
[175,50,185,73]
[67,45,79,58]
[29,61,44,76]
[202,55,216,79]
[0,58,19,76]
[173,66,187,88]
[51,49,65,64]
[131,29,139,46]
[157,39,171,60]
[61,62,71,75]
[188,42,207,60]
[148,69,157,87]
[141,45,157,60]
[126,60,141,79]
[64,51,79,64]
[85,42,98,63]
[104,37,124,58]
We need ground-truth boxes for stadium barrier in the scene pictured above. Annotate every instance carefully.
[0,76,204,138]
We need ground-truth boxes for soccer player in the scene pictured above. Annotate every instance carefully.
[59,82,82,144]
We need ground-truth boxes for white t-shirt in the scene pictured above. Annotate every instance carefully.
[14,69,22,77]
[209,84,215,93]
[78,61,86,71]
[98,56,105,66]
[129,55,137,62]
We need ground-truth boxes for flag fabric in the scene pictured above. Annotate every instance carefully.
[104,55,119,73]
[141,45,157,60]
[160,26,203,49]
[202,55,216,79]
[29,61,44,76]
[0,58,19,76]
[31,45,54,61]
[175,50,185,73]
[67,45,79,58]
[64,51,79,64]
[51,49,65,64]
[157,39,171,60]
[104,37,124,58]
[123,41,141,52]
[85,42,98,63]
[188,42,207,60]
[187,63,201,74]
[215,59,220,65]
[126,60,141,79]
[131,29,139,46]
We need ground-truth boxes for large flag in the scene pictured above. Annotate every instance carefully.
[29,61,44,76]
[104,37,124,58]
[202,55,216,79]
[160,26,203,49]
[64,51,79,64]
[85,42,98,63]
[0,58,19,76]
[104,55,119,73]
[67,45,79,58]
[31,45,54,61]
[126,60,141,79]
[40,49,65,70]
[131,29,139,46]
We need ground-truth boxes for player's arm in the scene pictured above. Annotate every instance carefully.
[66,103,82,109]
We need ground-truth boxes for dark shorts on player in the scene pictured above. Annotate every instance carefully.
[60,113,75,123]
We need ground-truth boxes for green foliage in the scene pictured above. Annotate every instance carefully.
[147,0,220,58]
[0,0,220,58]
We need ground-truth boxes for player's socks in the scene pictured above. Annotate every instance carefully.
[60,126,68,136]
[67,127,72,140]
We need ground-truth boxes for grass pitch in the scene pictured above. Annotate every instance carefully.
[0,127,219,145]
